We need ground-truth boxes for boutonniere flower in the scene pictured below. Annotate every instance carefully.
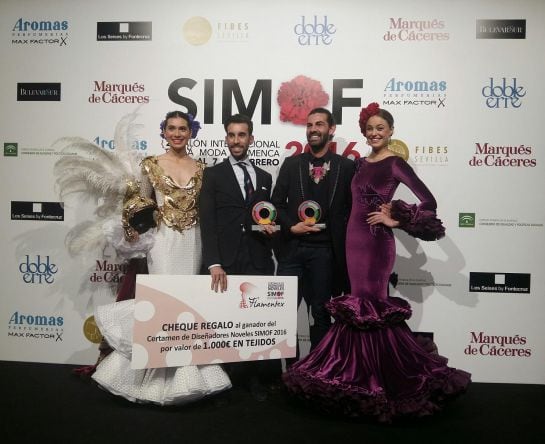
[309,161,330,184]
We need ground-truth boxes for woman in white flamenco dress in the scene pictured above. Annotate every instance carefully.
[90,111,231,405]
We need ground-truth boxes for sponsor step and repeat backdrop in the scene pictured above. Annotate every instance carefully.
[1,0,544,384]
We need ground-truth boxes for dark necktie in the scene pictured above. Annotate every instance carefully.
[236,162,254,203]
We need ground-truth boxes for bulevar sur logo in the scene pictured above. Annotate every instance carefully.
[294,16,336,45]
[482,77,526,108]
[19,255,58,284]
[476,19,526,39]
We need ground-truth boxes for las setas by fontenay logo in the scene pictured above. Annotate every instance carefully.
[469,272,530,293]
[97,22,152,41]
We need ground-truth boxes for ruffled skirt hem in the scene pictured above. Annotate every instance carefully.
[327,294,412,329]
[92,351,231,406]
[93,298,232,405]
[283,366,470,423]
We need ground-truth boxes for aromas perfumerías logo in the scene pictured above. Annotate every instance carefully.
[8,311,64,342]
[11,18,69,46]
[294,15,336,45]
[383,77,447,108]
[465,331,531,357]
[94,135,148,152]
[482,77,525,108]
[19,255,58,284]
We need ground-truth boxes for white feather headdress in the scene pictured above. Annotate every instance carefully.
[53,111,150,256]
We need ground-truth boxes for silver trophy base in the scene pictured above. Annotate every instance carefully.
[251,225,281,231]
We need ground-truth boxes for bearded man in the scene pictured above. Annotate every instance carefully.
[271,108,355,354]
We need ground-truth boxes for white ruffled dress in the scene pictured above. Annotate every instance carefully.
[92,157,231,405]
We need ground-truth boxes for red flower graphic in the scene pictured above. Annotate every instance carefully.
[277,75,329,125]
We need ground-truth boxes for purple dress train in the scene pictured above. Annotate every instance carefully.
[283,156,470,422]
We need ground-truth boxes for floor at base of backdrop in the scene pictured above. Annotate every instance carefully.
[2,360,543,443]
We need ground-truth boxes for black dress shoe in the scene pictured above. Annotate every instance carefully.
[249,377,268,402]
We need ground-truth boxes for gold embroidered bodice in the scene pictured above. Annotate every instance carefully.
[139,156,204,233]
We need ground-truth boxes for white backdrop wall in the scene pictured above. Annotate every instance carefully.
[1,0,544,384]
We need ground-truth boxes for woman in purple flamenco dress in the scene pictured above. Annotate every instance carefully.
[283,103,471,422]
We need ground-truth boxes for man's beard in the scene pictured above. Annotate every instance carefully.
[307,133,329,153]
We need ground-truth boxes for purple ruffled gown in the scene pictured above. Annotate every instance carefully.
[283,156,470,422]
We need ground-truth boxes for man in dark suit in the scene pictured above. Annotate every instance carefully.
[271,107,355,354]
[199,113,279,400]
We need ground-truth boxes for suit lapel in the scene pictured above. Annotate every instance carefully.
[254,167,264,196]
[298,153,310,202]
[250,166,269,204]
[222,159,245,203]
[327,154,341,208]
